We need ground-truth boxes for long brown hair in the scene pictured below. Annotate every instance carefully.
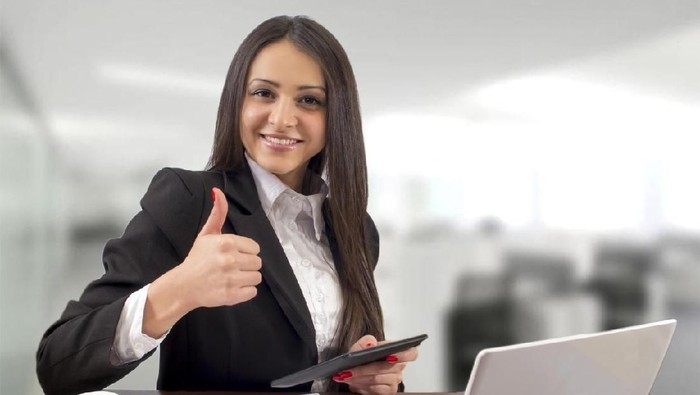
[207,15,384,360]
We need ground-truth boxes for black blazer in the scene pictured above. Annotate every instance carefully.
[36,163,380,395]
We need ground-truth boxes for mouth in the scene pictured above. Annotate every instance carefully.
[260,134,301,150]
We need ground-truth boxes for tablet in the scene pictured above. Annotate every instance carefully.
[270,334,428,388]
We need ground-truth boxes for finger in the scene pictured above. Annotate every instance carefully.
[350,361,405,378]
[372,341,419,363]
[230,253,262,271]
[220,234,261,255]
[349,334,378,352]
[344,372,401,387]
[390,346,418,363]
[348,384,392,395]
[234,269,262,287]
[226,285,258,305]
[199,187,228,236]
[340,375,401,389]
[367,384,398,395]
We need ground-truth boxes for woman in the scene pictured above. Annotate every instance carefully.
[36,15,418,395]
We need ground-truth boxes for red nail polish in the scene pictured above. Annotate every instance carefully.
[211,188,216,202]
[332,371,352,381]
[386,354,399,363]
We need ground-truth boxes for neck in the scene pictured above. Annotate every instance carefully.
[275,169,305,193]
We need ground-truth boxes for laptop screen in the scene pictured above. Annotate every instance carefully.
[464,319,676,395]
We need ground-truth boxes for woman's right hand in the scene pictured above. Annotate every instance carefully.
[143,187,262,337]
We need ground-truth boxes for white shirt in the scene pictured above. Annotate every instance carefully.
[111,155,342,391]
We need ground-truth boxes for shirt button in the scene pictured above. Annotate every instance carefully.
[301,259,311,267]
[288,222,297,231]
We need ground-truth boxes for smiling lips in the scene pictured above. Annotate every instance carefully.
[261,134,301,151]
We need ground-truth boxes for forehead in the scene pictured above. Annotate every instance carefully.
[248,40,325,86]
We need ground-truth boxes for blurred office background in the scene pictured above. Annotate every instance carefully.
[2,0,699,394]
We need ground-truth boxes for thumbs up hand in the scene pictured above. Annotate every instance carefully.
[143,188,262,338]
[198,187,230,236]
[178,187,262,309]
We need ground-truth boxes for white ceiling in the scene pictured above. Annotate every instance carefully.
[2,0,699,222]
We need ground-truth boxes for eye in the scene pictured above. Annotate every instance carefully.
[251,89,273,98]
[299,95,324,107]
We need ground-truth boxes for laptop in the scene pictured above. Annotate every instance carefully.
[464,319,676,395]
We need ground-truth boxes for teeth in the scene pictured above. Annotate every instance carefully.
[265,136,298,145]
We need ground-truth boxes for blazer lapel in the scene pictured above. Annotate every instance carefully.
[221,164,317,355]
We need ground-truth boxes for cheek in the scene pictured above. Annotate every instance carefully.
[311,116,327,147]
[239,108,259,151]
[240,104,266,134]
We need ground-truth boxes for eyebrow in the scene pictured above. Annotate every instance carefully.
[249,78,326,92]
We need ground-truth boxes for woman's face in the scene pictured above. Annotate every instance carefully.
[240,39,327,191]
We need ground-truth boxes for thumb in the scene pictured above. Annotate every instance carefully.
[199,187,228,236]
[349,334,378,352]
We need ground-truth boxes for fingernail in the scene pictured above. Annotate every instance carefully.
[332,371,352,381]
[211,188,216,202]
[386,354,399,363]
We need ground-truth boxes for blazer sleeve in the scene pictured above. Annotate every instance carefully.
[36,168,207,395]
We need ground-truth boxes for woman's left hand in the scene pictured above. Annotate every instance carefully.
[333,334,419,395]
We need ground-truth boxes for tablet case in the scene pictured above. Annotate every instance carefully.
[271,334,428,388]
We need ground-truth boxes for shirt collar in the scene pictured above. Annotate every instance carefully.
[245,152,328,241]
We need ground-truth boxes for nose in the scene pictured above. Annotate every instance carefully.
[268,98,297,129]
